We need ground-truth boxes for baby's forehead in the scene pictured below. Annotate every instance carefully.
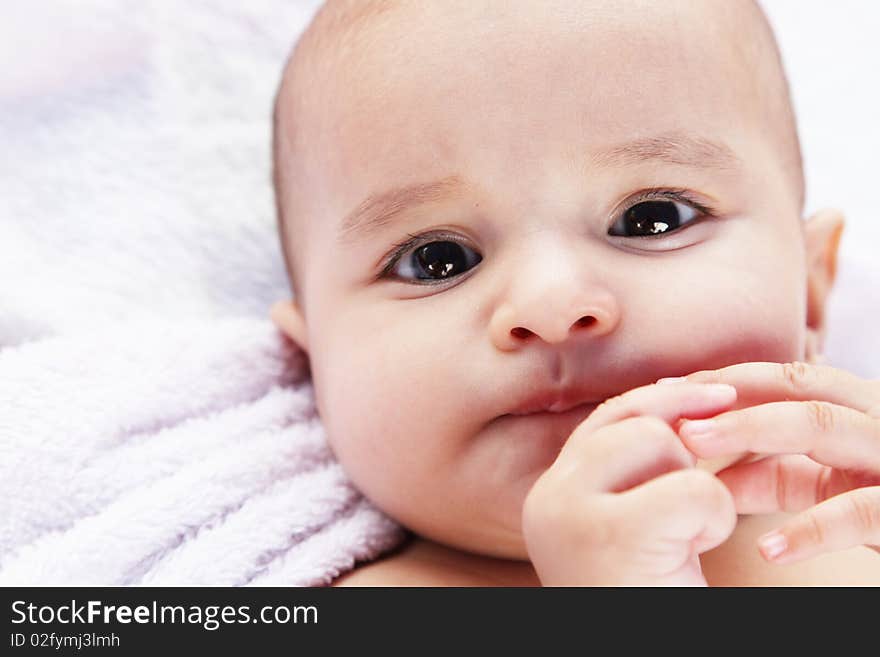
[308,0,774,91]
[276,0,801,237]
[303,0,780,136]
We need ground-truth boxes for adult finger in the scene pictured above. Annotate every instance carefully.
[754,487,880,564]
[677,400,880,473]
[714,454,856,514]
[664,361,880,417]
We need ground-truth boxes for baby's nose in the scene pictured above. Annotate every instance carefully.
[489,288,619,351]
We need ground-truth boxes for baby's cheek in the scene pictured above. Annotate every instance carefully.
[668,249,805,476]
[669,240,804,363]
[311,329,468,505]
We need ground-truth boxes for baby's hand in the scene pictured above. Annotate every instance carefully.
[522,381,739,586]
[670,362,880,565]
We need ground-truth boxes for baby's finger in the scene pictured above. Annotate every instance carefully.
[678,400,880,473]
[715,454,852,514]
[559,415,696,493]
[669,361,880,416]
[754,487,880,564]
[620,469,737,555]
[577,381,737,435]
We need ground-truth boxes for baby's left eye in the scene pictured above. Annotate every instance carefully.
[608,200,700,238]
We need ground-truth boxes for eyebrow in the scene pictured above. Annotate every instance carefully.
[337,132,741,243]
[338,175,466,244]
[589,132,742,171]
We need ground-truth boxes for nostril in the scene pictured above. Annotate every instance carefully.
[510,327,533,340]
[574,316,596,328]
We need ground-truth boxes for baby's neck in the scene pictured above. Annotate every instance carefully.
[334,534,542,586]
[404,536,542,586]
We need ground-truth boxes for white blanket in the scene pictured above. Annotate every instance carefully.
[0,318,405,586]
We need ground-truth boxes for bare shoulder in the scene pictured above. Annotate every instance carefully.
[331,537,540,587]
[331,550,459,586]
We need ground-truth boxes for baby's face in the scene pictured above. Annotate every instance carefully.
[280,1,812,558]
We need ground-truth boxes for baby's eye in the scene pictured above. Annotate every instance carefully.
[390,239,483,283]
[608,199,700,238]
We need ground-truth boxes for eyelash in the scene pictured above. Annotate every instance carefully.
[377,187,717,283]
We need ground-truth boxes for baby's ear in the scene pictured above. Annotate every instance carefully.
[270,299,309,353]
[803,208,845,362]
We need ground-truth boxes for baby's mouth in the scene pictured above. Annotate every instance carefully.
[505,387,604,417]
[499,402,602,422]
[505,400,601,418]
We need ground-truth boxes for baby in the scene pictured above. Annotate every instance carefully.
[270,0,880,585]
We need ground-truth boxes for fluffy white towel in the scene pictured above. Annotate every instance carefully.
[0,317,406,586]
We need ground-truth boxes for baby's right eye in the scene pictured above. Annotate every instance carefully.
[389,239,483,284]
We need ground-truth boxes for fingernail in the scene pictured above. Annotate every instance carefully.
[758,531,788,561]
[656,376,687,384]
[679,419,716,438]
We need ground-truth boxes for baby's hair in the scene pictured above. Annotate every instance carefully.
[272,0,804,301]
[273,0,396,301]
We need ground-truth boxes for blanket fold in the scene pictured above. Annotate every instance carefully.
[0,317,405,586]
